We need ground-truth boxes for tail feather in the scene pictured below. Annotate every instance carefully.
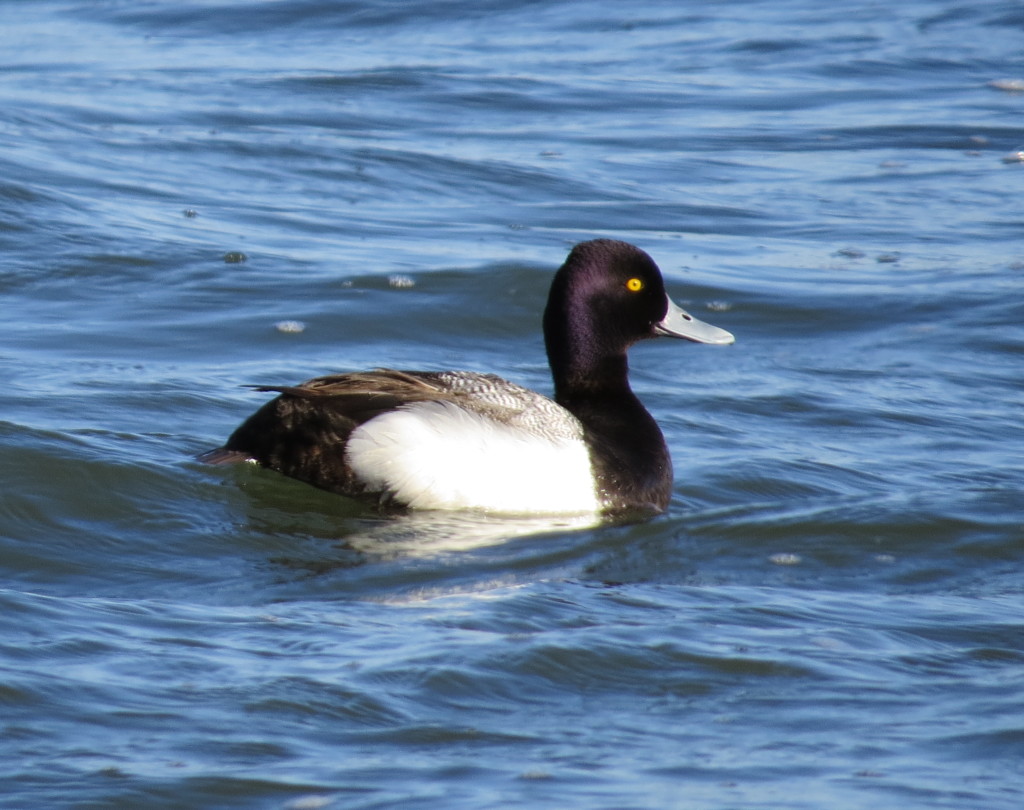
[197,447,254,465]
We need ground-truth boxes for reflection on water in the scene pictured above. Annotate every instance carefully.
[340,509,602,556]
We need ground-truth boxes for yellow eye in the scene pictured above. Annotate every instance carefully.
[626,277,644,292]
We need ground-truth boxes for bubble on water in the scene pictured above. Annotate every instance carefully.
[988,78,1024,93]
[274,320,306,334]
[388,274,415,289]
[285,797,332,810]
[769,553,801,566]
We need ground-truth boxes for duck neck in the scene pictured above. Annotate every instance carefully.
[550,349,658,444]
[547,336,672,512]
[551,352,631,403]
[545,290,629,400]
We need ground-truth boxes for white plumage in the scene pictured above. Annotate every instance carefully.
[345,399,601,514]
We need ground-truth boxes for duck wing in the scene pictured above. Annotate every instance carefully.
[250,368,460,423]
[198,370,449,486]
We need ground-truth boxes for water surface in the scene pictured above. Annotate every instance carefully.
[2,1,1023,808]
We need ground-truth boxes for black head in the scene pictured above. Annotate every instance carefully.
[543,239,734,397]
[543,240,672,391]
[547,239,669,342]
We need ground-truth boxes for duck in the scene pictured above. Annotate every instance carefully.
[200,239,734,516]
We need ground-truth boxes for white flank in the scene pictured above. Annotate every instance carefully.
[344,400,601,514]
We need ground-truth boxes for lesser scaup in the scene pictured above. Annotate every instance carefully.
[201,239,734,515]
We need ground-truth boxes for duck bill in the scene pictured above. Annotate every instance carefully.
[654,296,735,345]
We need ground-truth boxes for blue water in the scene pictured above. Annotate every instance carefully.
[2,1,1023,807]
